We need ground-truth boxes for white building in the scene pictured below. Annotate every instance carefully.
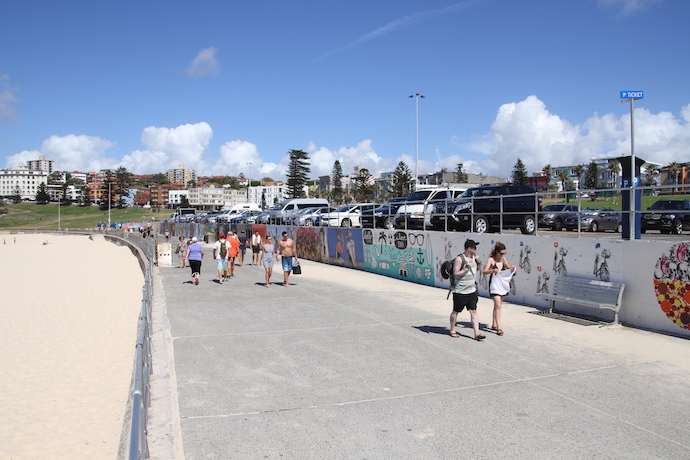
[168,189,189,207]
[0,164,49,200]
[27,155,54,174]
[248,184,286,209]
[188,185,249,210]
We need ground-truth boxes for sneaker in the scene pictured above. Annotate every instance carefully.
[219,278,223,284]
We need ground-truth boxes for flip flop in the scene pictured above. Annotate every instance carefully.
[496,329,504,336]
[474,335,486,341]
[449,332,460,338]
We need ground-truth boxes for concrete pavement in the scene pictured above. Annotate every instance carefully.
[147,241,690,459]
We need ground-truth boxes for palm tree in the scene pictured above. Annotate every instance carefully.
[666,162,680,192]
[557,170,570,194]
[542,164,553,189]
[573,164,585,190]
[644,164,659,187]
[608,159,621,188]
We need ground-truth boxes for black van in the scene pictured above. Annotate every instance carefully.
[430,185,541,234]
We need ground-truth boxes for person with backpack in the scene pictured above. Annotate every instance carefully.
[213,232,229,284]
[449,239,485,341]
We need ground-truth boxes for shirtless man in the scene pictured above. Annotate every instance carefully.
[277,231,296,287]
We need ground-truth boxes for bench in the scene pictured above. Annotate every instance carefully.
[536,276,625,324]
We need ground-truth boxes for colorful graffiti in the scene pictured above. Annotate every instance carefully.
[362,229,435,286]
[654,242,690,330]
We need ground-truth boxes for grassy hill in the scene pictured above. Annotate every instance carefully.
[0,203,165,230]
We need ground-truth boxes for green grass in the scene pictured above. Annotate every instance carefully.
[0,203,163,230]
[543,194,690,211]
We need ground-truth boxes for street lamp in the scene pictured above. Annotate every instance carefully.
[107,181,111,232]
[409,93,424,191]
[247,162,253,202]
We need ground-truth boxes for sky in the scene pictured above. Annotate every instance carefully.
[1,0,688,182]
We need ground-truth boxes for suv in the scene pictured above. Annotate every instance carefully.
[320,203,379,227]
[430,185,541,234]
[361,197,408,229]
[394,188,466,230]
[539,204,579,231]
[641,199,690,234]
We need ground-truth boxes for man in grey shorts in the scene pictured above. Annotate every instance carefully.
[449,239,484,341]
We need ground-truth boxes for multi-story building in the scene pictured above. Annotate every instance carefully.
[166,163,197,186]
[148,184,187,208]
[0,164,49,200]
[27,155,54,174]
[187,184,250,210]
[248,183,286,209]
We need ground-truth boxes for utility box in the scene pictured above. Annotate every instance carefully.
[156,242,173,266]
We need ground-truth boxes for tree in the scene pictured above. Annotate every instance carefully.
[572,164,585,190]
[558,170,570,192]
[353,168,375,202]
[511,158,528,185]
[79,185,92,206]
[643,164,659,186]
[331,160,344,205]
[151,173,169,185]
[261,190,267,210]
[35,183,50,203]
[608,160,621,188]
[542,164,553,187]
[114,166,132,208]
[584,162,600,190]
[180,195,191,208]
[286,149,310,198]
[392,161,413,198]
[60,183,72,205]
[11,186,22,203]
[455,163,469,183]
[666,161,681,192]
[100,170,115,210]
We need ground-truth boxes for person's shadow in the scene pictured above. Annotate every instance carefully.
[413,322,476,340]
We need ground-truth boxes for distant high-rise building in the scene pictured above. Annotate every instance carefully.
[166,163,197,185]
[27,155,54,174]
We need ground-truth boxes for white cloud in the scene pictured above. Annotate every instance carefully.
[0,74,19,122]
[306,139,394,178]
[472,95,690,177]
[597,0,664,17]
[187,47,219,77]
[214,140,266,178]
[5,134,115,171]
[120,122,213,174]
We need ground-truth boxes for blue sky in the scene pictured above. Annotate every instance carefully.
[1,0,688,181]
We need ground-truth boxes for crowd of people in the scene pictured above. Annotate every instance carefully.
[174,230,297,288]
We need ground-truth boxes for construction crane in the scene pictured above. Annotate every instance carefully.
[433,141,446,185]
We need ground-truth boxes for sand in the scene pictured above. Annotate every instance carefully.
[0,233,144,459]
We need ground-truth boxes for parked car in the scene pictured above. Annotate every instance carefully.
[254,211,270,224]
[265,198,330,224]
[539,204,579,231]
[319,203,379,227]
[430,185,541,234]
[290,207,337,226]
[361,198,407,229]
[564,207,622,232]
[641,199,690,234]
[394,188,467,230]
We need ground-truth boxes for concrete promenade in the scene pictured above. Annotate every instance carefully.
[148,242,690,459]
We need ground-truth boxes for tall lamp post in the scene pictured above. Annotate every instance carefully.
[107,181,111,232]
[247,162,253,203]
[409,93,424,191]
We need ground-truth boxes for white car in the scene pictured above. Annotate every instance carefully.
[319,203,379,227]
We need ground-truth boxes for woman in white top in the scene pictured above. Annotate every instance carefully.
[482,241,514,336]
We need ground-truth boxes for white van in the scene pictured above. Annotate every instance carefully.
[394,187,469,230]
[266,198,329,224]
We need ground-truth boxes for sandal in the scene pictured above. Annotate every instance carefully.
[474,335,486,341]
[496,329,504,336]
[449,332,460,338]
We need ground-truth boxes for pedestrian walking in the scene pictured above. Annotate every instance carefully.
[482,241,516,336]
[449,239,484,341]
[277,231,296,287]
[213,233,229,284]
[175,236,187,268]
[251,230,262,265]
[186,236,204,285]
[238,231,248,266]
[260,236,278,287]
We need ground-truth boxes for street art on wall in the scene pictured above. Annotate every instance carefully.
[362,229,435,285]
[654,242,690,330]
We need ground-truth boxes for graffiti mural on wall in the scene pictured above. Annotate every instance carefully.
[654,242,690,330]
[362,229,435,285]
[295,226,330,263]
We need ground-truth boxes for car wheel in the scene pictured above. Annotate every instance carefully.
[551,219,563,231]
[473,216,489,234]
[521,215,536,235]
[617,223,623,233]
[341,218,351,227]
[672,219,683,235]
[590,221,598,232]
[304,218,313,227]
[384,217,394,230]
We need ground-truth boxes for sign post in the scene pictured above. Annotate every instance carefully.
[620,91,644,239]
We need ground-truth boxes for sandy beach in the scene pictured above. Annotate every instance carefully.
[0,233,144,459]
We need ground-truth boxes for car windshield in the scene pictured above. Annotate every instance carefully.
[406,191,433,201]
[336,205,357,212]
[460,188,496,198]
[649,200,684,210]
[543,204,567,211]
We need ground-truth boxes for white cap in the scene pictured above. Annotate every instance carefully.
[191,236,198,242]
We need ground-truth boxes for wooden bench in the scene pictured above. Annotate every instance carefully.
[536,276,625,324]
